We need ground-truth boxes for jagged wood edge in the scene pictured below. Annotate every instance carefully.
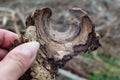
[19,7,100,80]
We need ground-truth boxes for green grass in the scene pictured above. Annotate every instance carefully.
[81,52,95,59]
[59,51,120,80]
[90,73,120,80]
[82,51,120,80]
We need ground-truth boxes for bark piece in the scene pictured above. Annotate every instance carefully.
[20,7,100,80]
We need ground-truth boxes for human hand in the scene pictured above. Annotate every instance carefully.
[0,29,40,80]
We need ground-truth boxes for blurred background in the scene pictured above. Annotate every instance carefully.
[0,0,120,80]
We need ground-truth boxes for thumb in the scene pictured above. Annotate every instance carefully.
[0,41,40,80]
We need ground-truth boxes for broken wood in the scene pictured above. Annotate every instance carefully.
[19,7,100,80]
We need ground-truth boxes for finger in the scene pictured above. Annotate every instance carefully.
[0,49,8,61]
[0,41,40,80]
[0,29,19,49]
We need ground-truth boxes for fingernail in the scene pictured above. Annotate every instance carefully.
[21,41,40,58]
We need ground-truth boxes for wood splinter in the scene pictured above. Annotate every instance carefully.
[19,7,101,80]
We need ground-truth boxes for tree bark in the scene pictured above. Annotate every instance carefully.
[19,7,100,80]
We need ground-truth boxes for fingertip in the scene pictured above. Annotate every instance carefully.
[0,41,39,79]
[0,49,8,61]
[0,29,19,48]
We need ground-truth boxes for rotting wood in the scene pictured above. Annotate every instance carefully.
[19,7,101,80]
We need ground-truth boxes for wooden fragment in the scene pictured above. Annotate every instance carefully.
[19,7,100,80]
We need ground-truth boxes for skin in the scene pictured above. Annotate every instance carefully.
[0,29,40,80]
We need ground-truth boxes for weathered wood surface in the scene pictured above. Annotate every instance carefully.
[19,7,100,80]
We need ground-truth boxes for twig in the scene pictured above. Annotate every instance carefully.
[2,16,8,26]
[0,7,24,36]
[95,17,117,32]
[92,51,109,69]
[58,69,87,80]
[70,8,88,15]
[0,7,16,13]
[24,7,36,14]
[111,34,120,39]
[16,8,25,26]
[0,7,25,28]
[11,12,21,36]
